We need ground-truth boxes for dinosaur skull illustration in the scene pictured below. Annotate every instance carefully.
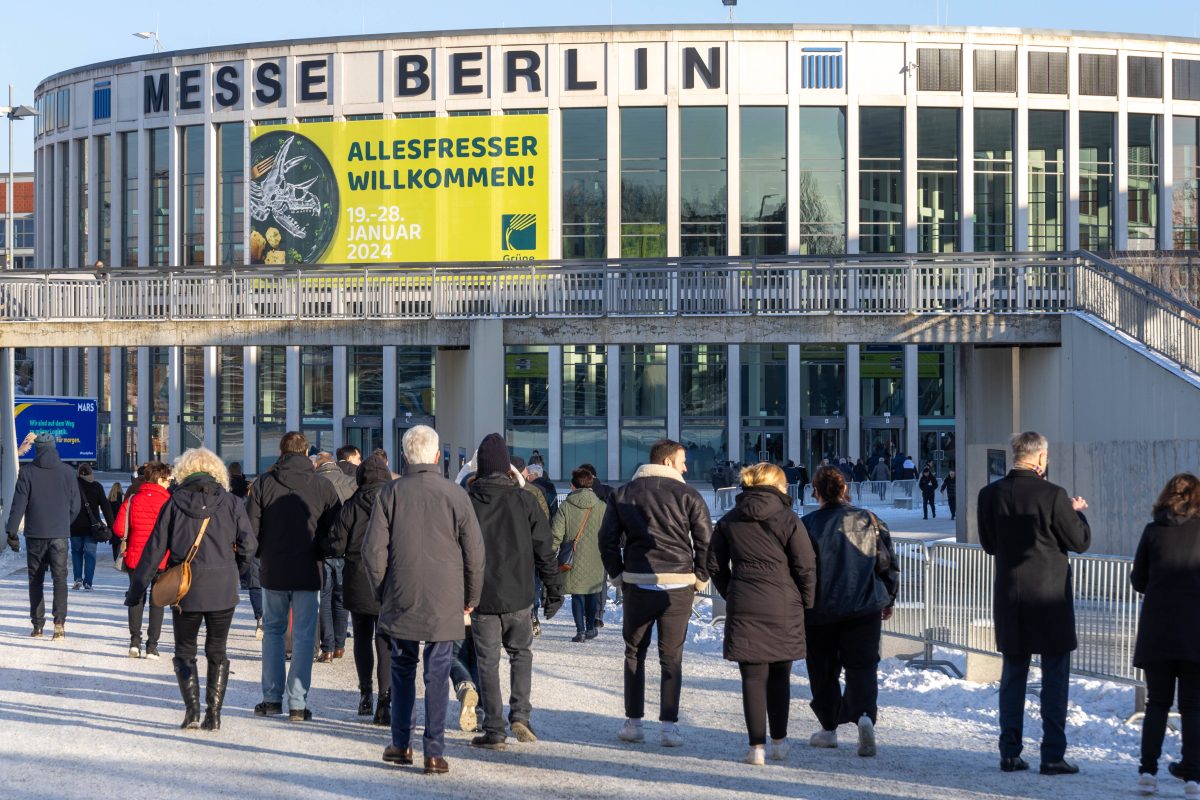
[249,135,322,239]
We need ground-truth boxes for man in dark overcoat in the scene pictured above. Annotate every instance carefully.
[977,431,1091,776]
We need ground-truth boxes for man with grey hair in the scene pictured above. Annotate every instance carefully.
[363,424,485,775]
[977,431,1091,776]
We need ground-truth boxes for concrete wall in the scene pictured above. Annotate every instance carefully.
[960,315,1200,556]
[432,320,505,472]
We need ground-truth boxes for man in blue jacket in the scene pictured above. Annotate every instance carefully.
[5,434,82,640]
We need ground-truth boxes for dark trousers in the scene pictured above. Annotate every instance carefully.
[127,574,165,647]
[806,613,882,730]
[473,606,535,735]
[947,497,957,519]
[172,607,235,667]
[248,587,263,620]
[622,585,695,723]
[450,629,479,689]
[319,558,348,651]
[597,582,609,622]
[390,639,454,758]
[350,612,389,695]
[739,660,793,746]
[998,651,1070,761]
[1140,660,1200,779]
[26,537,69,627]
[922,495,936,518]
[571,592,600,634]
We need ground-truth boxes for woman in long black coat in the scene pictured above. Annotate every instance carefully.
[125,447,255,731]
[1131,473,1200,795]
[707,462,816,765]
[325,453,394,724]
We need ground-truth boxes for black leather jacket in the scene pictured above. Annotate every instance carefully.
[800,503,899,625]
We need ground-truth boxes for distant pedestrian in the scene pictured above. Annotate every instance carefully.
[314,452,355,663]
[852,459,869,484]
[918,467,938,519]
[599,438,712,748]
[1131,473,1200,796]
[801,466,897,758]
[336,444,362,477]
[6,433,81,640]
[551,468,607,643]
[362,425,485,775]
[940,470,957,520]
[977,431,1090,776]
[125,448,255,731]
[112,461,172,660]
[228,463,250,499]
[107,482,126,560]
[69,463,114,590]
[708,463,816,765]
[248,432,342,722]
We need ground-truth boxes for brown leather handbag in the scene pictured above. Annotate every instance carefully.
[151,517,211,609]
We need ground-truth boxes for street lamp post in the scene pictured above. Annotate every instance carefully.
[3,84,37,271]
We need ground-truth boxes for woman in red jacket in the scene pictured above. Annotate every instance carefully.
[113,461,171,659]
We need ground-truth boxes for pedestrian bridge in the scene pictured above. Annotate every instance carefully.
[0,253,1193,371]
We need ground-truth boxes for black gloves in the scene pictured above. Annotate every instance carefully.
[6,533,18,552]
[542,592,564,620]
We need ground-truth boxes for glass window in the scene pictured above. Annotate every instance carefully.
[562,346,606,478]
[562,108,607,259]
[147,347,169,461]
[257,346,287,470]
[123,348,138,471]
[300,346,333,420]
[798,107,846,255]
[1079,111,1114,251]
[397,347,435,417]
[1028,110,1066,250]
[974,109,1014,252]
[180,126,205,266]
[861,345,903,416]
[680,344,726,481]
[149,129,169,266]
[181,346,204,452]
[218,124,244,266]
[348,346,383,416]
[506,346,548,464]
[1174,116,1200,250]
[680,106,727,256]
[620,107,667,257]
[1128,114,1159,250]
[917,108,960,253]
[918,345,955,417]
[60,143,70,267]
[859,107,904,253]
[620,345,666,479]
[120,132,138,266]
[801,345,845,416]
[740,107,787,256]
[76,139,88,268]
[218,347,244,465]
[740,344,787,420]
[97,135,111,263]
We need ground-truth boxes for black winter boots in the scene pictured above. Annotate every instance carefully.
[358,687,373,716]
[200,659,230,731]
[173,657,202,729]
[374,690,391,726]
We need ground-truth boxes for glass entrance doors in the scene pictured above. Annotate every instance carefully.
[919,428,956,479]
[802,416,847,474]
[742,429,785,465]
[394,416,435,471]
[862,416,906,470]
[342,416,383,458]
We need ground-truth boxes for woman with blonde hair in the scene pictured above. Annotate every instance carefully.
[125,447,256,731]
[707,462,817,765]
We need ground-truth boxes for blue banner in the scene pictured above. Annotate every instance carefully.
[14,396,99,462]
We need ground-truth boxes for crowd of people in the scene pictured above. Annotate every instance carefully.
[4,428,1198,794]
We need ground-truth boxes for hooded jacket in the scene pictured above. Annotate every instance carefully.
[550,488,607,596]
[6,440,81,539]
[316,461,357,504]
[247,453,342,592]
[113,481,171,571]
[708,486,817,663]
[800,503,899,626]
[597,464,712,587]
[468,473,561,614]
[327,458,393,615]
[126,473,256,613]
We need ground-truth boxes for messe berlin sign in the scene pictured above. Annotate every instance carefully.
[14,396,99,462]
[249,115,550,264]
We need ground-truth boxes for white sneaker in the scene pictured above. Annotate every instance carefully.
[857,715,876,757]
[128,645,141,659]
[769,738,790,761]
[660,722,683,747]
[1136,773,1157,795]
[743,746,765,765]
[809,729,838,748]
[617,718,645,743]
[1185,780,1199,798]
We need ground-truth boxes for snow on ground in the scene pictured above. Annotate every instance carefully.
[0,554,1169,800]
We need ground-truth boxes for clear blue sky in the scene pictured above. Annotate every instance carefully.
[1,0,1194,172]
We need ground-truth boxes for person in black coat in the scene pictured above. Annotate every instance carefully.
[801,466,898,758]
[939,469,957,520]
[69,464,115,590]
[466,433,562,750]
[125,448,255,731]
[1131,473,1200,792]
[323,453,394,724]
[977,432,1090,776]
[918,467,939,520]
[707,463,816,765]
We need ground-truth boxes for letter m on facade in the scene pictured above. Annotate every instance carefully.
[144,74,169,114]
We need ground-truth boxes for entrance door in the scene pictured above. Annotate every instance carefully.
[861,416,906,474]
[802,416,848,476]
[342,415,383,457]
[919,428,956,478]
[742,430,785,465]
[394,416,435,471]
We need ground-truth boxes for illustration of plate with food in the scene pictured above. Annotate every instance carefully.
[249,129,339,264]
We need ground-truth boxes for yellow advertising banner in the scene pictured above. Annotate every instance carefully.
[249,116,549,264]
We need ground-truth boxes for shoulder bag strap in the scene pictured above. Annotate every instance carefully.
[572,506,594,548]
[182,517,211,566]
[80,490,99,524]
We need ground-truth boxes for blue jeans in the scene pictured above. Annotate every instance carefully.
[261,589,320,711]
[319,559,348,651]
[571,593,600,634]
[69,535,97,586]
[999,652,1070,762]
[248,587,263,620]
[450,632,479,689]
[390,639,454,758]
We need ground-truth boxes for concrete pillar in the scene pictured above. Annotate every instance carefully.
[203,347,218,450]
[382,346,397,463]
[52,350,65,395]
[727,345,741,463]
[434,321,505,468]
[846,344,861,462]
[66,349,80,396]
[904,344,920,464]
[333,346,348,451]
[606,344,620,481]
[243,347,258,473]
[1,349,18,521]
[109,349,124,471]
[548,345,563,481]
[168,346,182,461]
[285,346,301,432]
[787,345,802,465]
[666,345,680,442]
[86,348,101,407]
[137,347,151,464]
